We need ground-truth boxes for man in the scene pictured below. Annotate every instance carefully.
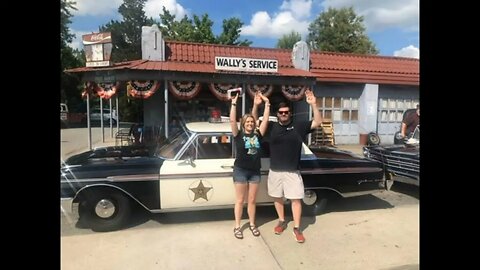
[252,89,322,243]
[401,104,420,138]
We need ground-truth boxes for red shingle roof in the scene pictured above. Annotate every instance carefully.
[310,51,419,85]
[66,40,419,85]
[166,41,294,68]
[128,59,315,77]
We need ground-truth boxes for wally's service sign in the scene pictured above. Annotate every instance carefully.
[215,56,278,73]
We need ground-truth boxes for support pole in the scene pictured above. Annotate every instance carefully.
[87,93,92,150]
[100,97,104,142]
[116,95,119,130]
[164,80,169,138]
[109,98,113,138]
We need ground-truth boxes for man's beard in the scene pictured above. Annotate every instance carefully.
[279,117,291,126]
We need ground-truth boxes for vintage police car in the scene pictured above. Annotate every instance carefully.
[61,119,389,232]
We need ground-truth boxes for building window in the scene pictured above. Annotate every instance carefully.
[317,97,358,123]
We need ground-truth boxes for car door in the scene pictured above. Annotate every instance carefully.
[159,134,237,209]
[160,133,272,210]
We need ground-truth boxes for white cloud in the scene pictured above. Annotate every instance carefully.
[321,0,419,32]
[72,0,187,21]
[393,45,419,59]
[144,0,188,20]
[72,0,123,16]
[280,0,313,18]
[242,0,312,39]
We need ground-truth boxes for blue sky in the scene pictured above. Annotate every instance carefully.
[69,0,419,58]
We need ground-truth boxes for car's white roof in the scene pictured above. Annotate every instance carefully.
[185,116,278,134]
[186,121,233,133]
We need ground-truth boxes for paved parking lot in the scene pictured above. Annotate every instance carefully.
[61,185,418,270]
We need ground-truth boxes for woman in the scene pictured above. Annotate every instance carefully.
[230,91,270,239]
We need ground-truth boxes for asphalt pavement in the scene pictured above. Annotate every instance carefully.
[61,126,118,160]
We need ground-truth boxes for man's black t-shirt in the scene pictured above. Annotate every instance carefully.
[267,120,312,171]
[233,131,262,171]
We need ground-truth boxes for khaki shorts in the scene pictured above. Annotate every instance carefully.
[267,169,304,199]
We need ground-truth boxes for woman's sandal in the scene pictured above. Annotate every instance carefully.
[234,227,243,239]
[249,225,260,237]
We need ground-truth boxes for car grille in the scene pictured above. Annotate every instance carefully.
[365,146,419,180]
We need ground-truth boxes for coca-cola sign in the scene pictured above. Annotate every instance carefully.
[82,32,113,67]
[82,32,112,44]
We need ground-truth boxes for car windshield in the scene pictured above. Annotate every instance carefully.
[155,130,191,159]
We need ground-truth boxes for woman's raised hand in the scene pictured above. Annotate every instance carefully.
[259,92,269,104]
[254,91,263,106]
[231,92,239,103]
[305,88,316,105]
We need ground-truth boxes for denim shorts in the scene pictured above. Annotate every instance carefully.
[233,166,261,183]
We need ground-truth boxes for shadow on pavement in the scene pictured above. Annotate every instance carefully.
[147,205,279,226]
[121,193,397,232]
[391,182,419,199]
[326,194,394,213]
[63,190,404,235]
[142,193,395,232]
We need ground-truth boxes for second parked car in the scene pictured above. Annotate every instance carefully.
[90,108,118,124]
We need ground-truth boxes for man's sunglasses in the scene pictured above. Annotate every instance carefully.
[277,110,290,115]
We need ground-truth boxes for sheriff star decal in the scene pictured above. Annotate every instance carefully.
[189,180,213,202]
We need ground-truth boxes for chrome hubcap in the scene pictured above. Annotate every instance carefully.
[95,199,116,218]
[303,190,317,206]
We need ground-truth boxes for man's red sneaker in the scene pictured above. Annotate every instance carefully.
[293,227,305,243]
[274,220,287,235]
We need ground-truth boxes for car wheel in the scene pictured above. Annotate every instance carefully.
[80,189,132,232]
[367,132,380,146]
[302,190,328,216]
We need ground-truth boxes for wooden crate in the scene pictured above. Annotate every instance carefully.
[312,120,335,146]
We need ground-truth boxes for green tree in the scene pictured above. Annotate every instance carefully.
[276,31,302,49]
[61,0,83,108]
[192,14,216,43]
[216,18,252,46]
[158,8,196,42]
[161,13,216,43]
[159,8,251,46]
[72,48,86,67]
[307,7,378,54]
[60,0,75,47]
[99,0,155,62]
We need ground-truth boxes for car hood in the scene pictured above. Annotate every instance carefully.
[61,145,165,179]
[365,144,419,158]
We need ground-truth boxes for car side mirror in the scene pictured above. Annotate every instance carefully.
[179,156,196,168]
